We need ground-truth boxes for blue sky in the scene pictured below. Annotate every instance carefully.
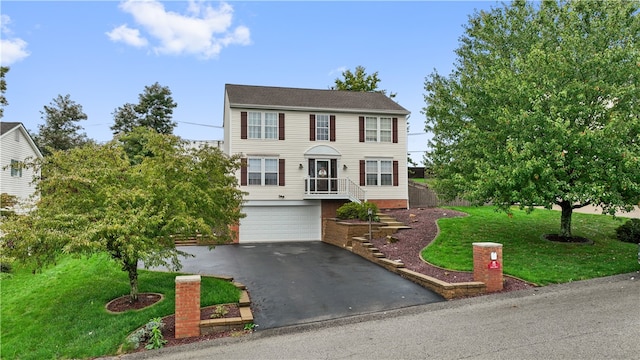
[1,0,497,164]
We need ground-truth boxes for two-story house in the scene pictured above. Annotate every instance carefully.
[223,84,410,243]
[1,122,43,212]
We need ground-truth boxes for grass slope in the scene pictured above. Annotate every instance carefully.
[0,253,240,360]
[422,206,639,285]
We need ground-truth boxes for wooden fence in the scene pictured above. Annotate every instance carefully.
[408,181,471,208]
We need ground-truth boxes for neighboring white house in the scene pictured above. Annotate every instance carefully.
[223,84,410,243]
[0,122,43,210]
[185,140,224,150]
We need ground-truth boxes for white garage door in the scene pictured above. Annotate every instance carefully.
[240,203,321,243]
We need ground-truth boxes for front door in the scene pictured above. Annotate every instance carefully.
[308,158,337,193]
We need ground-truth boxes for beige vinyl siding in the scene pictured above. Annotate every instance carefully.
[227,108,408,202]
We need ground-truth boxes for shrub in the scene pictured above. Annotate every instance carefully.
[0,261,12,273]
[123,317,167,351]
[336,202,379,221]
[615,218,640,244]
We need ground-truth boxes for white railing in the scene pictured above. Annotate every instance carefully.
[303,177,366,203]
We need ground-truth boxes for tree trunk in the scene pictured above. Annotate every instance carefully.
[124,258,139,302]
[559,201,573,238]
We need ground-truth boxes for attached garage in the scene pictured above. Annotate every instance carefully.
[239,201,321,243]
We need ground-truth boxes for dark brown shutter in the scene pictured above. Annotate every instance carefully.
[309,114,316,141]
[359,160,366,186]
[240,158,247,186]
[279,113,285,140]
[393,160,399,186]
[359,116,365,142]
[279,159,285,186]
[392,117,398,143]
[330,115,336,142]
[241,112,247,139]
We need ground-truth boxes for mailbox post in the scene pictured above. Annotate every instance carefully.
[368,208,373,240]
[473,242,503,292]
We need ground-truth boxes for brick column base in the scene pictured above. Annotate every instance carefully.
[175,275,201,338]
[473,242,503,292]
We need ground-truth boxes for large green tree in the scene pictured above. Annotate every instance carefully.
[0,67,8,119]
[332,65,396,98]
[424,0,640,238]
[0,128,245,301]
[111,82,177,135]
[33,94,91,156]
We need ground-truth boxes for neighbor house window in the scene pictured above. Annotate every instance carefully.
[10,159,22,177]
[247,112,279,140]
[365,160,393,186]
[248,158,278,186]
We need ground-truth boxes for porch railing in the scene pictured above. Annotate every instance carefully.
[303,177,366,203]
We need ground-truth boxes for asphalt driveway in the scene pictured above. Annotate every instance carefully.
[163,242,444,329]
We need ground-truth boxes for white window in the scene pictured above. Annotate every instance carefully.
[10,159,22,177]
[366,160,392,186]
[264,113,278,139]
[380,117,392,142]
[365,116,392,143]
[316,114,329,141]
[248,112,278,139]
[248,112,262,139]
[248,158,278,186]
[365,117,378,142]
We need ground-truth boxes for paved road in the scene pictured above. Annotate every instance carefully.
[118,271,640,360]
[151,242,444,329]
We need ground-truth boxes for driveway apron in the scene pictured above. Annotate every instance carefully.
[165,242,444,329]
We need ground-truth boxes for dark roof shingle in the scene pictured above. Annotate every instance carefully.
[0,122,21,135]
[225,84,409,115]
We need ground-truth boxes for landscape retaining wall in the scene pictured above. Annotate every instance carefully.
[323,218,486,299]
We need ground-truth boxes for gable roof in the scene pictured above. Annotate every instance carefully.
[1,122,22,135]
[225,84,410,115]
[0,121,44,158]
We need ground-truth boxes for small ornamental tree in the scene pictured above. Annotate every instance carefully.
[424,0,640,239]
[0,128,245,301]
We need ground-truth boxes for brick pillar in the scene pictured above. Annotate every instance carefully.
[473,242,503,292]
[230,223,240,244]
[175,275,201,339]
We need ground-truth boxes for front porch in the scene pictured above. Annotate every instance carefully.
[303,177,365,203]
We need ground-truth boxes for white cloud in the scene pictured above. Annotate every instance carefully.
[329,66,347,76]
[106,24,148,48]
[0,15,30,66]
[111,0,251,59]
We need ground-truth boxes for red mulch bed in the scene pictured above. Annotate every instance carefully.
[371,207,535,293]
[114,300,250,354]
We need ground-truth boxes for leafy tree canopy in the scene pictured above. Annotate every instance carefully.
[33,94,91,156]
[424,0,640,238]
[332,65,396,98]
[0,128,245,300]
[111,82,177,135]
[0,66,8,119]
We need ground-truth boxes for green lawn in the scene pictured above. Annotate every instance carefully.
[422,206,639,285]
[0,253,240,360]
